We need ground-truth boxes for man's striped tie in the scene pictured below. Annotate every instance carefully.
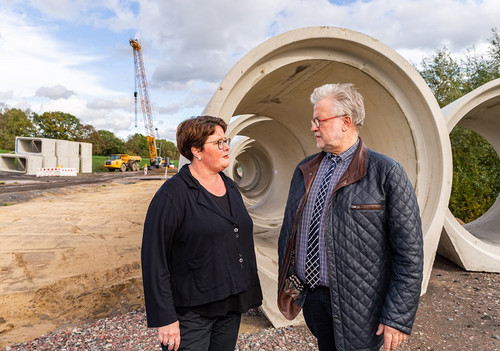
[305,155,339,289]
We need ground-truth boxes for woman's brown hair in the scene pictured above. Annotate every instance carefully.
[176,115,227,161]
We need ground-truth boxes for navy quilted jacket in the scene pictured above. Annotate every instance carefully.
[278,138,423,351]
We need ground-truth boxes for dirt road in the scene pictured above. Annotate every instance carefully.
[0,171,164,347]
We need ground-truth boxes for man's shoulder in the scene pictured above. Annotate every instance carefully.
[365,148,410,180]
[366,148,399,167]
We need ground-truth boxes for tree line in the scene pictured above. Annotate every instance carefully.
[418,28,500,223]
[1,29,499,222]
[0,109,179,160]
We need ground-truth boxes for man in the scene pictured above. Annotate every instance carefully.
[277,83,423,351]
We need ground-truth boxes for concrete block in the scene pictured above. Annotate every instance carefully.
[56,156,69,168]
[0,154,43,175]
[15,137,56,157]
[55,140,70,157]
[80,157,92,173]
[42,156,58,168]
[67,157,80,171]
[79,142,92,158]
[68,141,79,158]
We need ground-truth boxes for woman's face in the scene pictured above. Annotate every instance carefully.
[197,125,230,172]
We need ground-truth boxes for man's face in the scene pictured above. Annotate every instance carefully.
[311,98,345,154]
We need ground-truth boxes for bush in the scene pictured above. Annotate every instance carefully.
[449,126,500,223]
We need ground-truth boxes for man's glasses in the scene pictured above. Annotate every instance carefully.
[205,138,231,150]
[311,114,348,128]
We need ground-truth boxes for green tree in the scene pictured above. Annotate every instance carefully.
[160,140,179,160]
[33,111,82,140]
[449,127,500,223]
[125,133,149,157]
[419,28,500,223]
[99,130,126,155]
[462,28,500,92]
[78,124,105,155]
[419,47,463,108]
[0,108,36,150]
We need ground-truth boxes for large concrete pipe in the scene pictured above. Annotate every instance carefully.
[439,78,500,272]
[198,27,452,327]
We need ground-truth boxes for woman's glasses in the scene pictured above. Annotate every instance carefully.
[205,138,231,150]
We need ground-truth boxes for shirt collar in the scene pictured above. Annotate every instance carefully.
[327,138,359,163]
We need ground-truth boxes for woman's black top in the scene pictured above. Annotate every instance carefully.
[141,164,263,327]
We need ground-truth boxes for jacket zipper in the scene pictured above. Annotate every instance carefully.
[350,204,383,210]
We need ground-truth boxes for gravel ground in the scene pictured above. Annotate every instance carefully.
[1,256,498,351]
[0,307,318,351]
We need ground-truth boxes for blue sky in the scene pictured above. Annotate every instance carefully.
[0,0,498,141]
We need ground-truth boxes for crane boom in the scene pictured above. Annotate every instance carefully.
[129,38,161,167]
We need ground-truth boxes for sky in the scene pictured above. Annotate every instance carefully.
[0,0,498,142]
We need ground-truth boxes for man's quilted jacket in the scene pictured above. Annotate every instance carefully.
[278,138,423,351]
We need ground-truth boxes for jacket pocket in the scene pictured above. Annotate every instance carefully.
[188,249,226,293]
[350,204,383,210]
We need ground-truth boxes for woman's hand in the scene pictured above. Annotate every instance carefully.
[158,321,180,351]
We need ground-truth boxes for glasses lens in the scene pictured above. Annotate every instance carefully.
[217,139,230,149]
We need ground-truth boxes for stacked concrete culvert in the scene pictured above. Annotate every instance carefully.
[439,78,500,273]
[0,153,42,174]
[189,26,454,327]
[0,137,92,175]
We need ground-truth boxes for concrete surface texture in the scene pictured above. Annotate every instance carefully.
[439,78,500,273]
[199,26,454,327]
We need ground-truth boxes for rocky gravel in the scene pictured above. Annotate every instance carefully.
[1,255,498,351]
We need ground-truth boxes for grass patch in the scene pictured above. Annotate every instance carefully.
[92,156,108,172]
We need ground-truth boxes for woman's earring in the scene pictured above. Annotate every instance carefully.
[197,156,202,161]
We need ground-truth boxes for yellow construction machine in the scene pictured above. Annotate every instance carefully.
[104,154,142,172]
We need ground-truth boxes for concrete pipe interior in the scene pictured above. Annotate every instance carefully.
[439,78,500,272]
[200,27,452,326]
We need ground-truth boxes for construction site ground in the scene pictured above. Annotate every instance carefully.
[0,170,498,349]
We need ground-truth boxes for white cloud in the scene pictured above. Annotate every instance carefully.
[36,85,77,100]
[0,90,14,101]
[0,10,114,98]
[1,0,499,142]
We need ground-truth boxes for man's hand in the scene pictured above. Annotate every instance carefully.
[376,323,408,350]
[158,321,180,351]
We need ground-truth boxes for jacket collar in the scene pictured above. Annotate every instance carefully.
[299,137,368,194]
[178,164,238,224]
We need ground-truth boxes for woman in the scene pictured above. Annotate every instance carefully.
[141,115,262,351]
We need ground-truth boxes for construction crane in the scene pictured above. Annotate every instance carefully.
[129,38,163,168]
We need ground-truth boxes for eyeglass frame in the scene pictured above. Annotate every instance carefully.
[204,138,231,150]
[311,114,348,128]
